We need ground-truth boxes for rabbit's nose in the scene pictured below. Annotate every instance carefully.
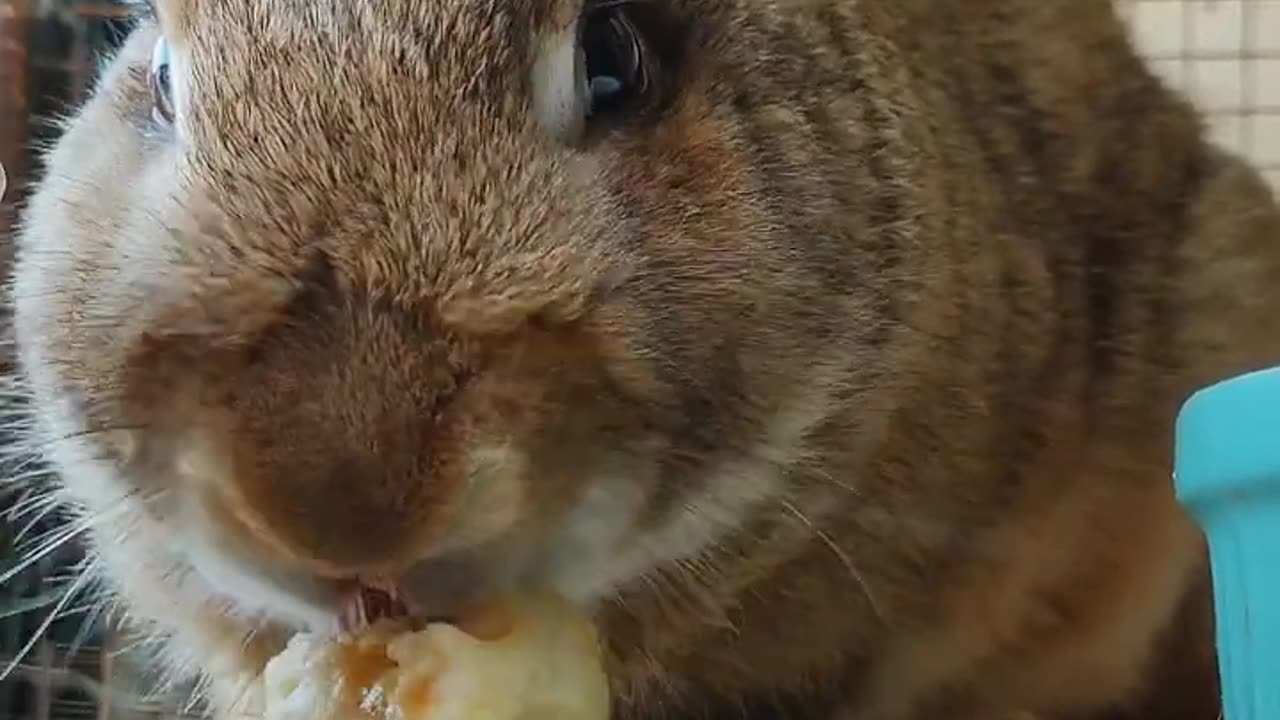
[208,287,471,580]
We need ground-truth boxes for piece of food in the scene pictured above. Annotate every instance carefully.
[261,591,610,720]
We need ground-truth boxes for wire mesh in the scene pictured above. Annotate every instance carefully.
[0,1,1277,720]
[1,8,173,720]
[1120,0,1280,189]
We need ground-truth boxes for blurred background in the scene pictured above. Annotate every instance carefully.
[2,7,215,720]
[0,0,1276,719]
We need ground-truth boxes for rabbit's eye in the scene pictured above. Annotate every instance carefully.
[534,1,676,142]
[581,6,649,117]
[149,37,176,125]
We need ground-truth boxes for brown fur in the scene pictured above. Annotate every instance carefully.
[8,1,1280,719]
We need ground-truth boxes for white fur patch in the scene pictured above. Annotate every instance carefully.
[179,494,341,633]
[544,381,840,605]
[531,29,588,143]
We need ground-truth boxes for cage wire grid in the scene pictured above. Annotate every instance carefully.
[1120,0,1280,189]
[0,1,1278,720]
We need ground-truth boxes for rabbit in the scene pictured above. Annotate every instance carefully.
[7,0,1279,718]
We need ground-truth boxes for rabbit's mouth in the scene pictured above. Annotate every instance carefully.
[337,581,518,643]
[339,583,412,634]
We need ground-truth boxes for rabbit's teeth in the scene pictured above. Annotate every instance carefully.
[340,583,411,634]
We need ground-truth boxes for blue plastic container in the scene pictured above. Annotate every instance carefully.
[1174,366,1280,720]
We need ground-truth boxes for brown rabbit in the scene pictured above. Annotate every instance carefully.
[8,0,1279,718]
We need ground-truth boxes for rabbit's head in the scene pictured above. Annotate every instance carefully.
[11,0,929,700]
